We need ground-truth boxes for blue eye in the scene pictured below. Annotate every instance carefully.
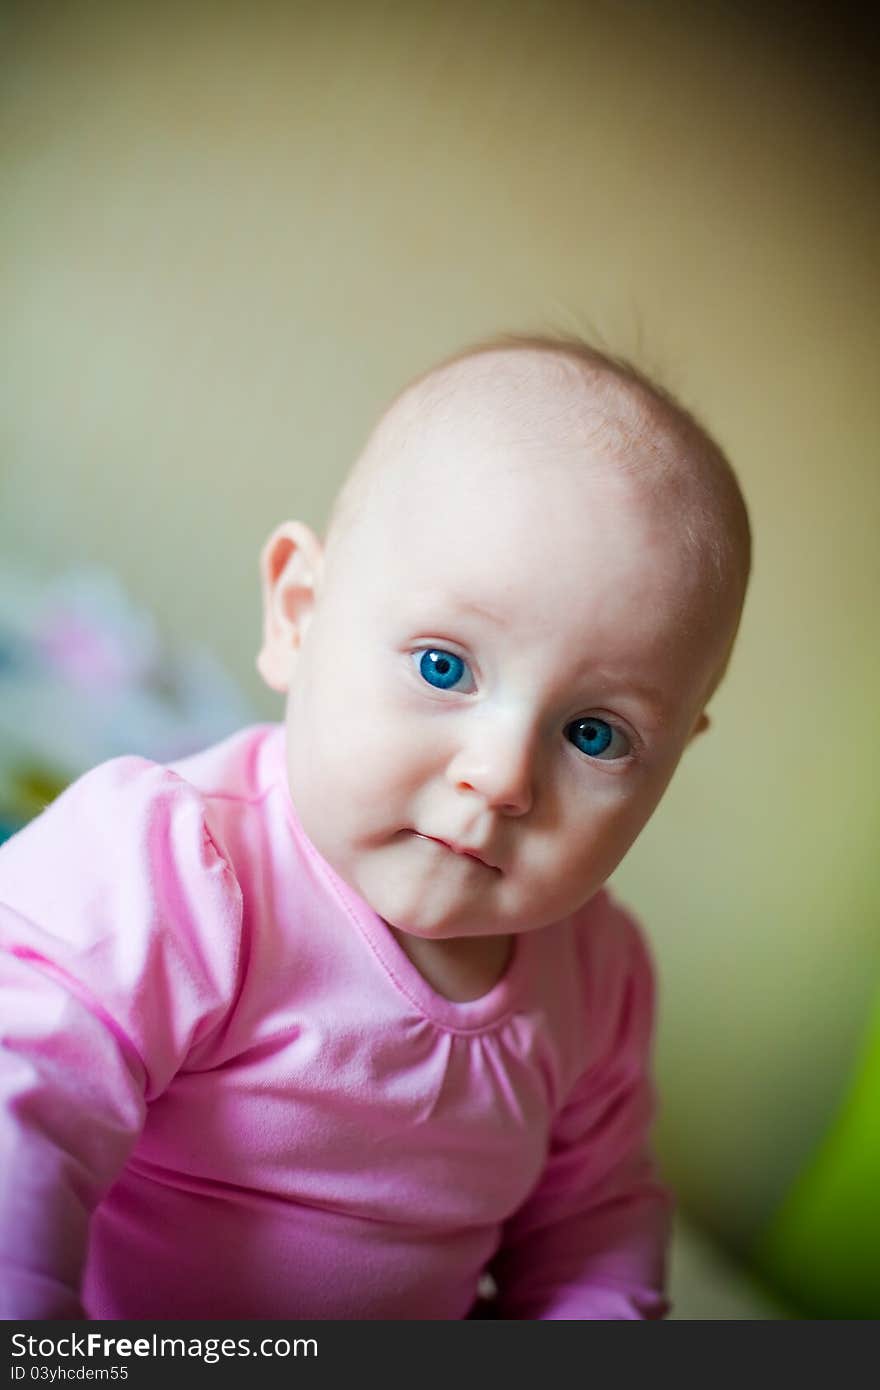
[565,717,630,761]
[415,649,473,691]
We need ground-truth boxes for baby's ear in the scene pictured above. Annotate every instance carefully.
[688,711,711,742]
[256,521,324,692]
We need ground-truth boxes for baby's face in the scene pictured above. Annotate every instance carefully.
[268,391,730,945]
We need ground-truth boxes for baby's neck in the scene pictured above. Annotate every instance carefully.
[387,928,514,1002]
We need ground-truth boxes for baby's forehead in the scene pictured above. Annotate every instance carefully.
[359,353,668,515]
[329,344,747,603]
[384,348,658,463]
[402,397,713,590]
[341,432,699,630]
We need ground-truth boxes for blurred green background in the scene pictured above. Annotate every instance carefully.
[2,0,878,1314]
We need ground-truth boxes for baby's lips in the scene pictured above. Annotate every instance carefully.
[414,831,500,871]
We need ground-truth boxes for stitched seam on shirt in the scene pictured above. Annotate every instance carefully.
[199,787,275,806]
[191,822,248,1053]
[160,765,261,1037]
[1,940,149,1090]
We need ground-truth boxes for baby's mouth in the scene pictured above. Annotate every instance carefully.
[410,831,500,872]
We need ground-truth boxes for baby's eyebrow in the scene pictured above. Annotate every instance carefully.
[594,675,671,723]
[411,591,506,627]
[622,684,669,720]
[449,595,505,626]
[561,656,671,722]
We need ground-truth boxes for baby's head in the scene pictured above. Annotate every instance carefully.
[258,337,751,943]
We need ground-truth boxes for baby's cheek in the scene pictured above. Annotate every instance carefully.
[322,723,404,812]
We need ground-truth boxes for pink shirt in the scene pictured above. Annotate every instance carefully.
[0,723,671,1319]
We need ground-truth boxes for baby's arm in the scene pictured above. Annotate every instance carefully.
[490,904,673,1319]
[0,759,242,1318]
[0,917,147,1317]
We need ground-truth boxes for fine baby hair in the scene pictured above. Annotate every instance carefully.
[0,333,751,1319]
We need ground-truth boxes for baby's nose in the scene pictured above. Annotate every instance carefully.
[446,720,536,816]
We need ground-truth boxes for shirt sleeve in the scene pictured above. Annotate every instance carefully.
[0,757,243,1319]
[490,900,674,1320]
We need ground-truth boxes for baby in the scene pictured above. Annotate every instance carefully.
[0,336,751,1320]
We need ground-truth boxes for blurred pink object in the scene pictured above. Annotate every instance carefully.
[34,610,143,693]
[0,563,254,835]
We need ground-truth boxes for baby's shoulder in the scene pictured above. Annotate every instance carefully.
[0,729,275,938]
[571,884,650,953]
[166,721,282,803]
[27,721,280,854]
[1,748,205,862]
[567,887,659,1022]
[0,735,267,1082]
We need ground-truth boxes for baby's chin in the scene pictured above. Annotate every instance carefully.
[357,867,555,943]
[367,888,502,941]
[353,864,512,940]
